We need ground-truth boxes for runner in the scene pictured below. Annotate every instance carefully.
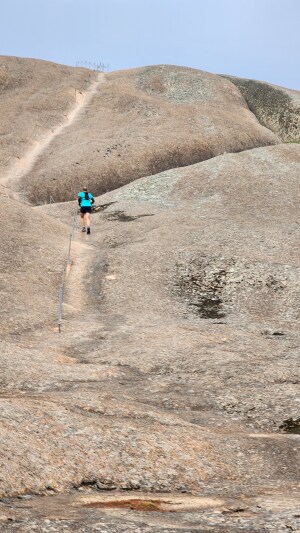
[77,186,95,234]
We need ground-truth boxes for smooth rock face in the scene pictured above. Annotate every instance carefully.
[0,58,299,531]
[5,62,279,203]
[0,197,69,334]
[0,56,96,177]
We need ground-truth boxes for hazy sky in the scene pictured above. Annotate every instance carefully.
[1,0,299,89]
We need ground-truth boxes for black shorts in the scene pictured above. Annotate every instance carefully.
[80,206,91,214]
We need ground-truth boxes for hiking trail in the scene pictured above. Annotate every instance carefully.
[1,72,106,200]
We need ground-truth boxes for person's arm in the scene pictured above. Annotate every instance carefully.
[78,193,82,206]
[89,193,95,204]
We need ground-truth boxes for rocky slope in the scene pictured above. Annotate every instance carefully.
[226,75,300,141]
[0,56,96,180]
[0,57,299,532]
[0,197,70,335]
[1,59,280,203]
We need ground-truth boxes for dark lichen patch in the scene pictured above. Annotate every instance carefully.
[84,498,169,512]
[190,297,225,319]
[106,210,154,222]
[261,330,285,338]
[225,76,300,141]
[174,258,229,319]
[279,418,300,434]
[174,255,300,322]
[92,202,116,212]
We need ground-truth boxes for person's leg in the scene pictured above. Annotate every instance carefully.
[85,212,91,233]
[80,211,86,230]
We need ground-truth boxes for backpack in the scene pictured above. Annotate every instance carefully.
[78,191,95,205]
[81,191,94,204]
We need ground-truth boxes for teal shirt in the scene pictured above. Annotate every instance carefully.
[78,191,94,207]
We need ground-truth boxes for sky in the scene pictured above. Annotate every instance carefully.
[1,0,300,90]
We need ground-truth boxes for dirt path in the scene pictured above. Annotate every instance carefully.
[27,227,108,361]
[1,72,106,200]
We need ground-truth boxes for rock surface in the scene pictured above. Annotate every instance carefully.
[5,62,280,203]
[0,197,69,334]
[0,58,299,531]
[227,75,300,141]
[0,56,96,182]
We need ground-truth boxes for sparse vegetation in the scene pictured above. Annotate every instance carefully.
[225,76,300,141]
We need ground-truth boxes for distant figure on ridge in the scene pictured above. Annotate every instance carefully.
[77,186,95,234]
